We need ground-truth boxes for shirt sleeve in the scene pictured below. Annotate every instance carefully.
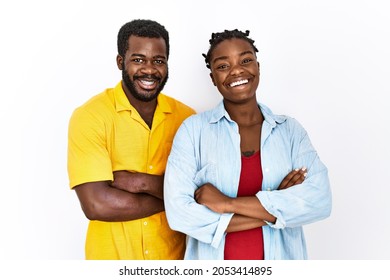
[257,119,332,229]
[164,119,232,249]
[67,107,113,188]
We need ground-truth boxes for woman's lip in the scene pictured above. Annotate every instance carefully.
[228,78,249,88]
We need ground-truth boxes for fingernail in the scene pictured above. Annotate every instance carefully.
[301,167,307,171]
[304,173,307,177]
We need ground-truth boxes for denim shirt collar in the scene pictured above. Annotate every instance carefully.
[209,100,287,126]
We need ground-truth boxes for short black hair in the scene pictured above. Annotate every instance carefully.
[117,19,170,58]
[202,29,258,69]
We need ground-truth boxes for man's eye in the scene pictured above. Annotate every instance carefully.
[133,58,143,63]
[154,60,165,65]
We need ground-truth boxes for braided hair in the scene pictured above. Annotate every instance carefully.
[117,19,170,58]
[202,29,258,69]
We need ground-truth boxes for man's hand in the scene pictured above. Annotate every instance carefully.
[110,170,164,199]
[111,171,141,193]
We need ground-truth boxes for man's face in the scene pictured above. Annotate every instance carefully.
[119,35,168,102]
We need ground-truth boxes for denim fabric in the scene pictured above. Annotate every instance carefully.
[164,101,332,260]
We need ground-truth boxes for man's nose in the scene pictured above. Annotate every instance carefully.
[140,61,157,74]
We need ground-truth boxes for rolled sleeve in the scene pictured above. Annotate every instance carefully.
[256,191,286,229]
[211,213,234,248]
[256,117,331,229]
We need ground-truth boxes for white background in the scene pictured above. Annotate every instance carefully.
[1,0,389,260]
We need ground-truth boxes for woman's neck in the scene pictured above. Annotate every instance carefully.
[224,99,264,126]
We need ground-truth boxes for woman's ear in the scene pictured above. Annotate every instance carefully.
[210,73,216,86]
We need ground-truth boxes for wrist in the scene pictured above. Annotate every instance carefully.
[225,197,235,213]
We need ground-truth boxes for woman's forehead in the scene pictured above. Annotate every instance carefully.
[211,38,255,59]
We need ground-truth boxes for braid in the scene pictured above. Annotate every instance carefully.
[202,29,258,69]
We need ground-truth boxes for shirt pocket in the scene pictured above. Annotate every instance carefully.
[193,162,217,187]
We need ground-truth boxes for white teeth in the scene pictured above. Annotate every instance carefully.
[229,79,248,87]
[140,80,155,86]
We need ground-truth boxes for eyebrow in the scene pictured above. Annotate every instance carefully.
[130,53,167,60]
[212,50,254,64]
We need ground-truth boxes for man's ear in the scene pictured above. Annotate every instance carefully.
[210,73,216,86]
[116,55,123,70]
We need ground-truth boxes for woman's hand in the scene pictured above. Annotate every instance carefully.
[195,183,231,214]
[278,168,307,190]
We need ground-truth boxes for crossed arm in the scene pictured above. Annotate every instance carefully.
[74,171,164,222]
[195,168,307,232]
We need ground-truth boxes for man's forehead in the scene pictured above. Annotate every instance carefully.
[127,36,167,54]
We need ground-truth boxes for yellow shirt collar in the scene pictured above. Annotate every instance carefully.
[113,81,173,114]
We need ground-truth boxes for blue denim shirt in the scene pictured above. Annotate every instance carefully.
[164,101,332,260]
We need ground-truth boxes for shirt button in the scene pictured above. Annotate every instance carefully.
[143,221,148,226]
[149,165,153,170]
[265,168,269,173]
[267,187,271,191]
[145,250,149,254]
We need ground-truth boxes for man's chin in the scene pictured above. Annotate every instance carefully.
[132,90,159,102]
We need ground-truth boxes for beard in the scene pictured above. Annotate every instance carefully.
[122,66,169,102]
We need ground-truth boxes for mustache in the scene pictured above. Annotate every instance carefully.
[134,74,161,81]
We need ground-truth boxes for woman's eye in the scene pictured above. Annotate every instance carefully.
[242,58,253,64]
[217,64,228,70]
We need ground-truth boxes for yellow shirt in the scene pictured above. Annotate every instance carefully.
[67,82,195,259]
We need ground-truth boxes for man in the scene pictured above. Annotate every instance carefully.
[67,19,195,260]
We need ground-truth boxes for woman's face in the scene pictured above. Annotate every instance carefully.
[209,38,260,105]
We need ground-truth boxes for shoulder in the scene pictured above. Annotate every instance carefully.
[80,88,114,110]
[159,94,196,116]
[260,103,307,135]
[177,109,217,135]
[70,88,114,125]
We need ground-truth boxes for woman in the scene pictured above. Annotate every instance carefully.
[164,29,331,260]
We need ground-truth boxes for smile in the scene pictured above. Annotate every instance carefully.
[229,79,248,87]
[136,78,158,91]
[140,79,156,86]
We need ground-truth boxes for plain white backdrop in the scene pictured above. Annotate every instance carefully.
[1,0,389,260]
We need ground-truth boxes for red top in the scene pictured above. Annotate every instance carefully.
[224,151,264,260]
